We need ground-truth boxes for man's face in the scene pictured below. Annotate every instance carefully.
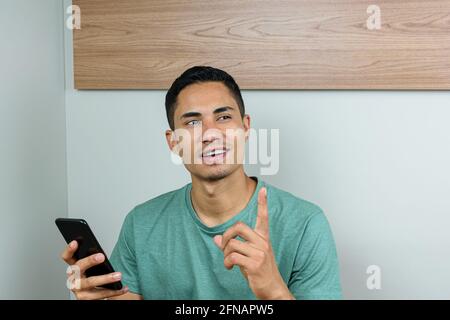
[166,81,250,181]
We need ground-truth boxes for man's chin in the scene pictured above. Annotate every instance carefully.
[189,164,237,182]
[203,165,231,181]
[203,172,228,182]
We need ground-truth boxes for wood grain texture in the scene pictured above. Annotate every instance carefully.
[73,0,450,89]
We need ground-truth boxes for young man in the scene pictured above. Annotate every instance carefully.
[61,66,342,300]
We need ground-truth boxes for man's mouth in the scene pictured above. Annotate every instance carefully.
[201,148,229,164]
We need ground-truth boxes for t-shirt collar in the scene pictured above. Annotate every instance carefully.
[185,176,263,235]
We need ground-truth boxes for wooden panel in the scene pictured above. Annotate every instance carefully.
[73,0,450,89]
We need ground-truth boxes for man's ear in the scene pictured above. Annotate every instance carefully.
[165,129,176,152]
[243,115,251,141]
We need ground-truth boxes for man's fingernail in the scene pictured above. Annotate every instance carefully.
[112,272,121,280]
[69,241,76,249]
[95,253,104,262]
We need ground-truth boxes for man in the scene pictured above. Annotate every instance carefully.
[61,66,342,300]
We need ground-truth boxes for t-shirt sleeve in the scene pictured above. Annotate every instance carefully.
[288,211,342,300]
[109,209,141,295]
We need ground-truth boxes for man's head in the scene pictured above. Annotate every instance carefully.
[165,66,245,130]
[165,66,250,182]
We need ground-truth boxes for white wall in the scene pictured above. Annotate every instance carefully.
[0,0,67,299]
[63,4,450,299]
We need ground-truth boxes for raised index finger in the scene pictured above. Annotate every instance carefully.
[255,187,269,239]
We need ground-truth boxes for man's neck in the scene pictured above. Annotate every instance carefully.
[190,168,257,227]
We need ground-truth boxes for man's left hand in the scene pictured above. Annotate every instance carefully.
[214,187,295,300]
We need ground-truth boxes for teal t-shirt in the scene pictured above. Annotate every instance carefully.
[110,178,342,299]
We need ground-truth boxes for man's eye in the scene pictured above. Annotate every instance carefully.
[217,115,231,121]
[186,119,201,126]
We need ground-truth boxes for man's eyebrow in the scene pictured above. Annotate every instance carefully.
[180,111,202,120]
[213,106,234,114]
[179,106,234,120]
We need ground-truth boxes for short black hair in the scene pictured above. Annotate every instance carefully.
[165,66,245,130]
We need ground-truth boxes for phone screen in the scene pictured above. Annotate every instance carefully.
[55,218,123,290]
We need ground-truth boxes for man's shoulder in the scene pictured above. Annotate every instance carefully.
[127,184,189,221]
[264,181,324,222]
[264,182,334,246]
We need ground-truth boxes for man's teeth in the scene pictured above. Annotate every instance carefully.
[204,149,226,157]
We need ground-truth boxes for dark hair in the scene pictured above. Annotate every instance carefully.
[165,66,245,130]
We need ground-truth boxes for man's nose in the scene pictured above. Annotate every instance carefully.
[201,119,222,143]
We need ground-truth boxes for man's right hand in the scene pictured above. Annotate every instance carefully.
[60,240,131,300]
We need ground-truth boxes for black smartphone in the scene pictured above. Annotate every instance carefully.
[55,218,123,290]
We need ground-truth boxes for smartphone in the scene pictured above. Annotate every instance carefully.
[55,218,123,290]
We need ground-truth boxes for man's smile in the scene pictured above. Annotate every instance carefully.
[201,147,230,165]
